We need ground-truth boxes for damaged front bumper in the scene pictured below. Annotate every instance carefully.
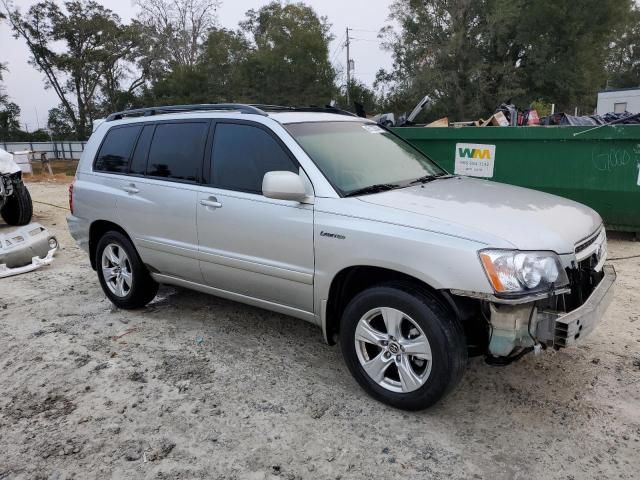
[536,264,616,347]
[0,223,58,278]
[484,264,616,357]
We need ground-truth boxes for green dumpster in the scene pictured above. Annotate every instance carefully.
[393,126,640,234]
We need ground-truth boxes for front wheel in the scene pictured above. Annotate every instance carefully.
[1,182,33,226]
[95,231,158,309]
[340,283,467,410]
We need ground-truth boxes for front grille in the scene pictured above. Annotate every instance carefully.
[575,228,601,254]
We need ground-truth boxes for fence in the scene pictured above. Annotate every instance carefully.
[0,141,86,160]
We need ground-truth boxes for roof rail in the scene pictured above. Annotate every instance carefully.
[105,103,267,121]
[250,104,357,117]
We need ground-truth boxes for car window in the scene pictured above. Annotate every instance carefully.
[147,122,208,182]
[286,121,445,196]
[129,125,154,176]
[211,123,297,194]
[94,125,142,174]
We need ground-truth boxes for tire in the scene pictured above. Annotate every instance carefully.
[340,282,467,410]
[95,230,158,309]
[1,182,33,226]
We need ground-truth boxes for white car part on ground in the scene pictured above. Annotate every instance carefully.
[0,223,58,278]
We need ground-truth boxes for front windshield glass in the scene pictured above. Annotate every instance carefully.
[286,121,446,196]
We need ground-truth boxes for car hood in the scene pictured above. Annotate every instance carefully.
[357,176,602,253]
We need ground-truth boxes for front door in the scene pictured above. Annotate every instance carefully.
[197,121,314,313]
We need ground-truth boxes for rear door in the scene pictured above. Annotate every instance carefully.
[197,120,314,313]
[115,120,209,282]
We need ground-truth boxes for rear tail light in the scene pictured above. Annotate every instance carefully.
[68,181,74,214]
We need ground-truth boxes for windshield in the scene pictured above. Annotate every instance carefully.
[286,121,446,196]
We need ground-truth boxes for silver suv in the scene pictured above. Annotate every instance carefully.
[67,104,616,410]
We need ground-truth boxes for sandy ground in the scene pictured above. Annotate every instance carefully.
[0,180,639,480]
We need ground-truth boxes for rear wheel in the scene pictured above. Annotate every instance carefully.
[340,282,467,410]
[95,231,158,309]
[1,182,33,226]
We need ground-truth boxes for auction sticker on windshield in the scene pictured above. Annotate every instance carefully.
[362,124,385,133]
[454,143,496,178]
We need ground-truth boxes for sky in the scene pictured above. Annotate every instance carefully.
[0,0,396,130]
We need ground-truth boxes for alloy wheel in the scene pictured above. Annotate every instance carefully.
[354,307,432,393]
[101,243,133,298]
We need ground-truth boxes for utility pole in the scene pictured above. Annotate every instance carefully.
[345,26,351,107]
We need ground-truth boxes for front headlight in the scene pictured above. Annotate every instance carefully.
[479,249,569,295]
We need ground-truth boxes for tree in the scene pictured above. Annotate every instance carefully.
[378,0,631,120]
[0,101,21,138]
[606,3,640,89]
[336,79,379,114]
[514,0,630,113]
[0,62,7,107]
[200,28,251,102]
[135,0,220,76]
[3,0,145,139]
[47,105,76,140]
[145,3,337,108]
[239,2,336,106]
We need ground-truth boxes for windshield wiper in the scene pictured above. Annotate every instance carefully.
[344,183,401,197]
[408,172,452,185]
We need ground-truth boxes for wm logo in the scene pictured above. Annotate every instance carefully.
[458,147,492,159]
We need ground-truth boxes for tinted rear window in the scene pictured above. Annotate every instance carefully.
[211,123,296,193]
[94,126,142,173]
[147,122,208,182]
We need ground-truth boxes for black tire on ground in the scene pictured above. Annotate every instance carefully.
[339,282,467,410]
[95,230,159,309]
[1,182,33,226]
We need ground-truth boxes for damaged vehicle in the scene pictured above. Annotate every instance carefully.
[67,104,616,410]
[0,148,33,226]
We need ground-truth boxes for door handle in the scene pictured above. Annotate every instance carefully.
[200,197,222,209]
[122,184,139,194]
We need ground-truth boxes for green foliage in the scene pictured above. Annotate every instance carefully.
[606,3,640,88]
[335,79,380,115]
[530,99,552,118]
[379,0,633,121]
[239,2,336,105]
[144,2,336,107]
[47,106,76,140]
[5,0,145,139]
[200,28,252,102]
[0,101,20,138]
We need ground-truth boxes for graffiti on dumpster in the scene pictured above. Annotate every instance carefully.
[590,145,640,176]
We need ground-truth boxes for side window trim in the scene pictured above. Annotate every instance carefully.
[127,124,155,178]
[206,119,301,191]
[93,124,143,175]
[202,120,217,185]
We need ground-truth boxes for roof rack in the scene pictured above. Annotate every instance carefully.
[251,104,357,117]
[105,103,268,121]
[105,103,357,122]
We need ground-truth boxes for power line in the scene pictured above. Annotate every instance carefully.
[350,37,382,43]
[330,33,345,63]
[349,28,379,34]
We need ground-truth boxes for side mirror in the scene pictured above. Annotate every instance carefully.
[262,171,308,202]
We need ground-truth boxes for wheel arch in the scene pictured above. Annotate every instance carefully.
[323,265,450,345]
[88,220,132,270]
